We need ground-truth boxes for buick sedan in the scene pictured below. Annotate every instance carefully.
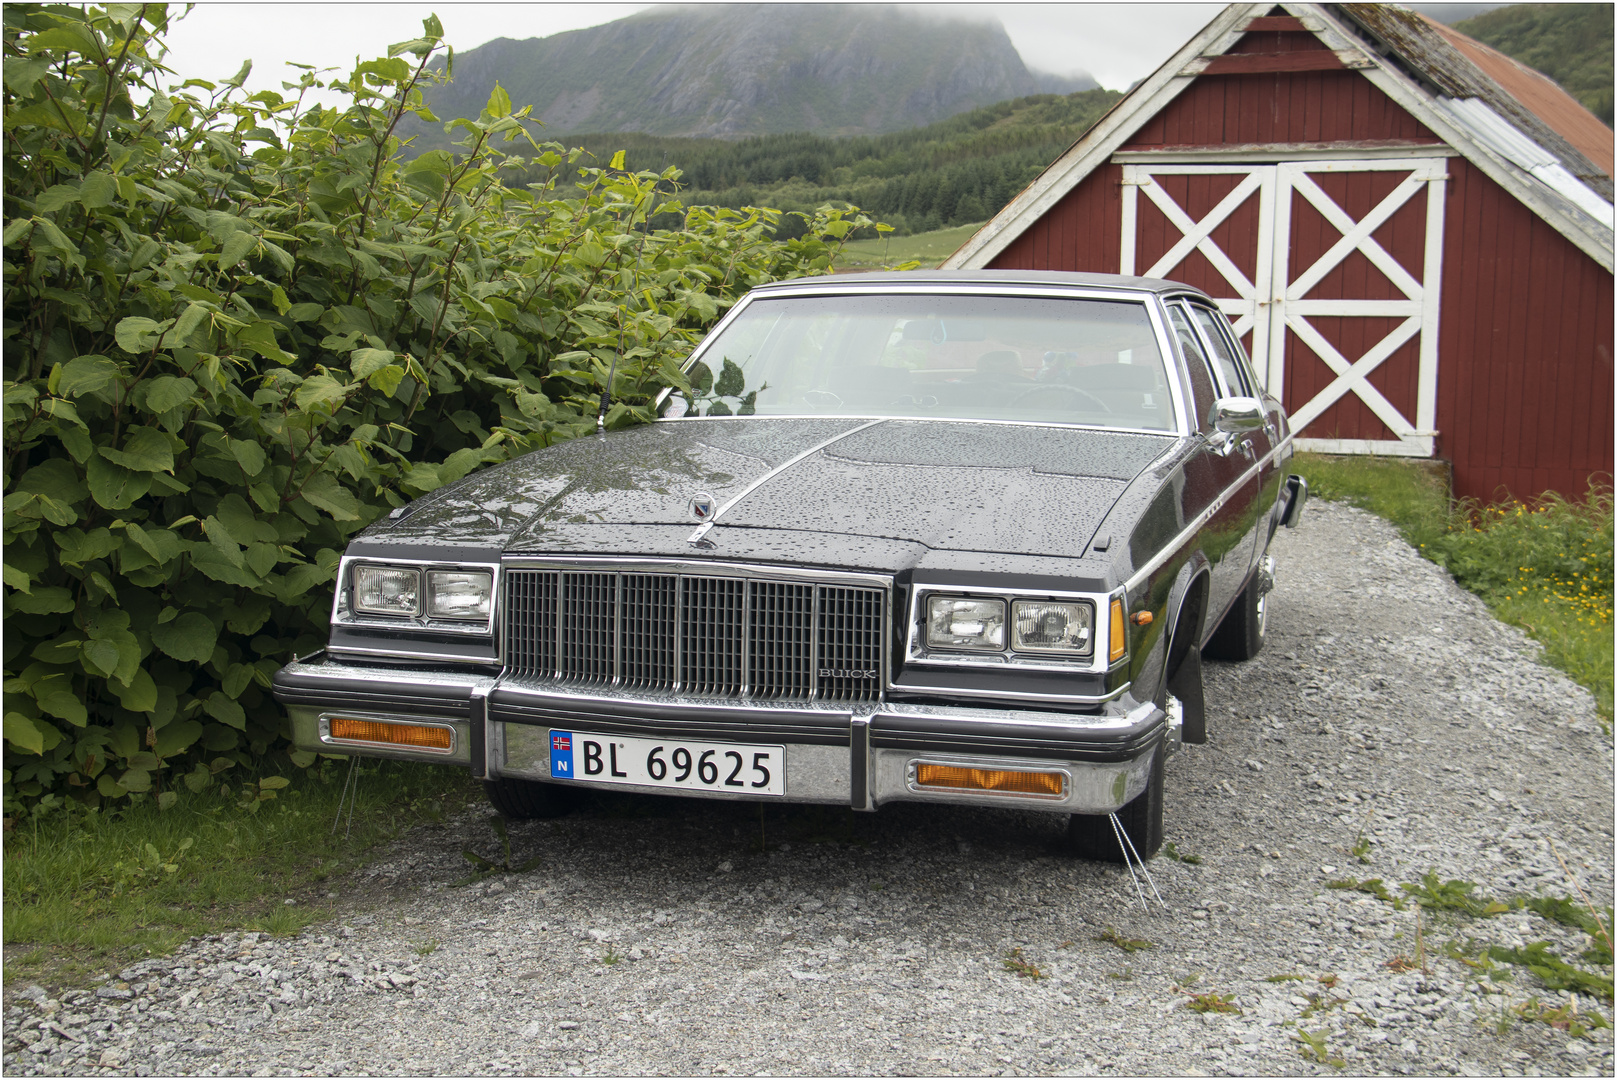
[272,270,1306,862]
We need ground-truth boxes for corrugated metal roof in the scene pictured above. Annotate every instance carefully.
[1425,15,1613,179]
[1336,2,1613,211]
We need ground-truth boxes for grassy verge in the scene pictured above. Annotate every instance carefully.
[834,221,986,269]
[1295,453,1613,723]
[2,756,482,988]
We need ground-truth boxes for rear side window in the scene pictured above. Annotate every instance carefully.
[1189,304,1250,397]
[1167,305,1218,432]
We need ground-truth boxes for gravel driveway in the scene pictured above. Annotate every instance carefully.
[6,501,1613,1077]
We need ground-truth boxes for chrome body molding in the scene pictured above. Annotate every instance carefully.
[904,582,1116,675]
[277,649,1165,813]
[885,679,1133,706]
[324,642,497,666]
[318,714,460,756]
[285,705,473,767]
[329,554,502,637]
[496,557,892,702]
[499,555,891,590]
[660,281,1194,440]
[1124,432,1296,595]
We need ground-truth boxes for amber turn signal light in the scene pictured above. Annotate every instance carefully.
[1130,610,1153,626]
[329,717,452,751]
[1109,599,1127,662]
[914,763,1064,797]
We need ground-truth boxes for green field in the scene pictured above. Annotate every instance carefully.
[834,222,987,269]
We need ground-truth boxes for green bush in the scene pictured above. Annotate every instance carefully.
[2,5,886,813]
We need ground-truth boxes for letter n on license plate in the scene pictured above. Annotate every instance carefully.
[548,731,784,796]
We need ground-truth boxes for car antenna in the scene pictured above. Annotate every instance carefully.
[597,317,624,440]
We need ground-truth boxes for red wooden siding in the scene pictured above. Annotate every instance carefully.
[1121,69,1440,149]
[1436,156,1614,502]
[989,164,1122,272]
[985,61,1613,505]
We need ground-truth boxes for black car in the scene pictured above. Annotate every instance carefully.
[272,270,1306,862]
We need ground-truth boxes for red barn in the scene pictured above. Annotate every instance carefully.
[945,2,1614,504]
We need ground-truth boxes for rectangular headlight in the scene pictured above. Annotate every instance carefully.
[1011,600,1093,655]
[427,570,493,621]
[926,596,1006,651]
[353,566,421,617]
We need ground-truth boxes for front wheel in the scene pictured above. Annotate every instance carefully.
[483,777,581,819]
[1063,745,1163,863]
[1203,554,1273,662]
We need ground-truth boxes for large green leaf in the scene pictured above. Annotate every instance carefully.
[123,522,185,565]
[81,638,122,677]
[204,692,246,731]
[99,426,175,473]
[141,375,198,414]
[154,719,204,759]
[4,712,47,755]
[85,455,152,510]
[9,585,76,614]
[35,690,87,727]
[150,611,218,663]
[55,354,121,397]
[228,438,267,477]
[299,471,361,520]
[113,316,169,355]
[17,457,89,504]
[109,666,159,713]
[234,320,296,363]
[217,229,256,270]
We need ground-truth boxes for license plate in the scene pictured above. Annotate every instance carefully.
[549,731,785,796]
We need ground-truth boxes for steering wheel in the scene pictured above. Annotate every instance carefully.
[801,390,845,410]
[1009,384,1111,413]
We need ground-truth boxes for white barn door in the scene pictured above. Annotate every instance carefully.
[1121,156,1448,457]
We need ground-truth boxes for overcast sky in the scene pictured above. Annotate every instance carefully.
[156,2,1505,108]
[156,3,1227,99]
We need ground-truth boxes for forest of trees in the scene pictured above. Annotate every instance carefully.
[504,89,1123,238]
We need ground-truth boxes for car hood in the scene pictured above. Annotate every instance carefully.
[362,418,1175,562]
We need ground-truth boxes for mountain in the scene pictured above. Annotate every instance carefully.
[1453,3,1614,125]
[407,4,1095,147]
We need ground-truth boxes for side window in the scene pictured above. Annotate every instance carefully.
[1188,304,1249,397]
[1166,304,1218,432]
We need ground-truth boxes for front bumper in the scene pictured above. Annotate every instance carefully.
[273,652,1167,815]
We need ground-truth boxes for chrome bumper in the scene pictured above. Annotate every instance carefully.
[274,654,1166,815]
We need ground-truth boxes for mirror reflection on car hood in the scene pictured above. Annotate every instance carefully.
[369,418,1175,561]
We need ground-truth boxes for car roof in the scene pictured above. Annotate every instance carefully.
[749,268,1210,298]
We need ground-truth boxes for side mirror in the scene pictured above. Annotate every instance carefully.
[1209,396,1265,433]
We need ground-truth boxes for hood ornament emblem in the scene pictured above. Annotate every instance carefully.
[689,493,715,521]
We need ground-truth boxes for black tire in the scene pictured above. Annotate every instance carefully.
[1063,744,1164,863]
[1203,563,1268,662]
[482,777,580,819]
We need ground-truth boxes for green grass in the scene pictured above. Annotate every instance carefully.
[834,222,986,269]
[2,756,481,987]
[1295,453,1614,722]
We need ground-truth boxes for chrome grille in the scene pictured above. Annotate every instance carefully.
[503,568,884,702]
[560,572,615,686]
[817,586,885,703]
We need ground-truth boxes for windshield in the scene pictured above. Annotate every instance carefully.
[663,293,1177,431]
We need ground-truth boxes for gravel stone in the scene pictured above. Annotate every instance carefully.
[3,502,1611,1076]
